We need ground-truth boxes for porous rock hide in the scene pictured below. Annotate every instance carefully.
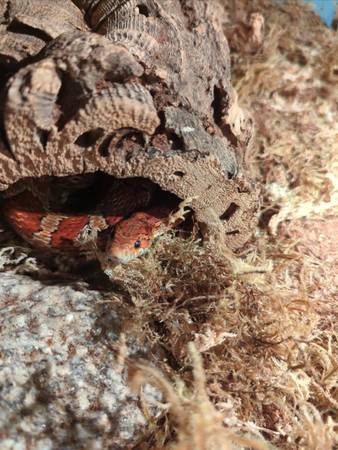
[0,0,260,250]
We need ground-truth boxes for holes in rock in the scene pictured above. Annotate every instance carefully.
[98,130,145,158]
[0,114,12,155]
[36,128,49,149]
[174,171,185,178]
[137,4,150,17]
[74,128,104,148]
[8,20,51,43]
[212,85,224,125]
[227,169,236,180]
[166,132,185,151]
[225,230,240,235]
[125,130,145,146]
[98,134,114,157]
[220,203,239,221]
[258,207,280,229]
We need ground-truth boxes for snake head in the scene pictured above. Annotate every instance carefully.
[108,241,151,264]
[107,232,153,264]
[105,208,169,265]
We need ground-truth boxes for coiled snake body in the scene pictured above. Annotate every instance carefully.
[2,178,174,264]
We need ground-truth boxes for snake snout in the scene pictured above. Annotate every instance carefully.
[106,248,141,265]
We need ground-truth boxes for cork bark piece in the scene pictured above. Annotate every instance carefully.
[0,0,87,73]
[0,0,260,250]
[5,0,86,39]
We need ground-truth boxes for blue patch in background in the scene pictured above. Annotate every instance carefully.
[303,0,337,26]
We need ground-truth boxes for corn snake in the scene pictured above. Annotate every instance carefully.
[2,177,174,264]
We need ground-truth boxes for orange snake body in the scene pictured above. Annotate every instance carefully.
[2,188,172,264]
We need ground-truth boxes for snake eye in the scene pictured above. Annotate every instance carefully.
[134,239,141,249]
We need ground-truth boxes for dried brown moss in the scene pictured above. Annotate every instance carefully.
[103,1,337,449]
[110,228,335,449]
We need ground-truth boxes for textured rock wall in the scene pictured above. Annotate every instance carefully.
[0,0,260,249]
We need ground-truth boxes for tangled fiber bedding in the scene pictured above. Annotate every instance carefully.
[123,1,337,448]
[0,1,337,449]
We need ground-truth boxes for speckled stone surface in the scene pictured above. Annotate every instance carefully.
[0,271,160,449]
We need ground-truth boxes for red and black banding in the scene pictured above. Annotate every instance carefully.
[2,192,45,245]
[3,206,45,244]
[49,215,90,249]
[2,186,162,255]
[3,192,90,251]
[2,191,124,252]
